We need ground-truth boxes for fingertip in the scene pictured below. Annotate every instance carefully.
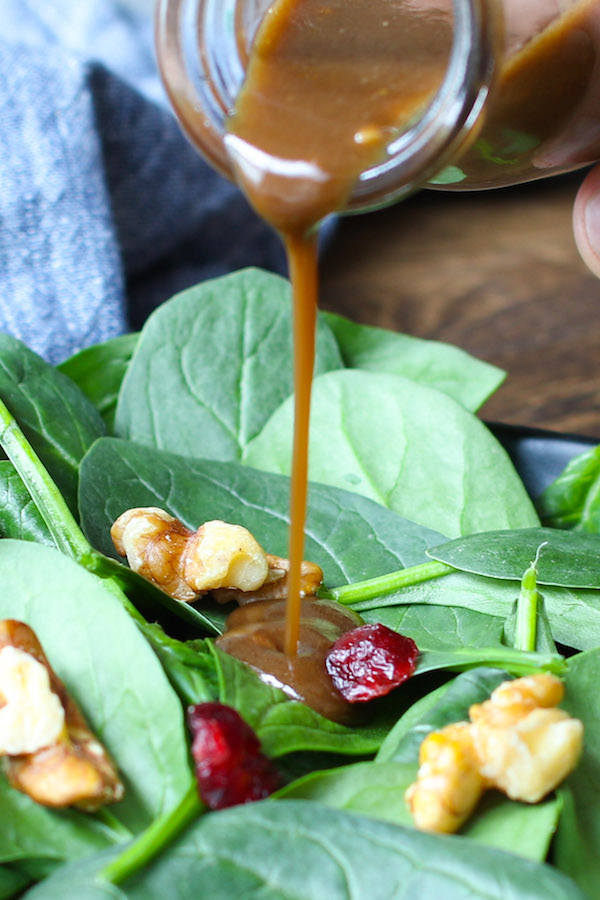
[573,164,600,279]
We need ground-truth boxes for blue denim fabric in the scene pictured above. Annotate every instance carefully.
[0,0,285,363]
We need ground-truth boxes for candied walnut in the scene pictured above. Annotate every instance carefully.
[212,555,323,605]
[470,674,583,804]
[0,647,65,755]
[469,673,565,727]
[405,722,484,833]
[111,507,196,601]
[0,620,123,811]
[111,508,323,606]
[405,673,583,833]
[111,508,270,602]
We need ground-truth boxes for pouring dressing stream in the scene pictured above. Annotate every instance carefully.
[225,0,456,656]
[156,0,600,697]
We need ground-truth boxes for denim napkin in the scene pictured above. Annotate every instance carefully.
[0,0,285,364]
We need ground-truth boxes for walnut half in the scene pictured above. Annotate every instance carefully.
[212,554,323,605]
[111,508,323,604]
[0,620,124,811]
[405,673,583,834]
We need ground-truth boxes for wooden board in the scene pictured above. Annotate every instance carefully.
[320,173,600,438]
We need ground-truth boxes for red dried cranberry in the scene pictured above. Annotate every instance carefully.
[325,624,418,702]
[187,702,280,809]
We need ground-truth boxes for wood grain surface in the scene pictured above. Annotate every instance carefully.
[320,172,600,439]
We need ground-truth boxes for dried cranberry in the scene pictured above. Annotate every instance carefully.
[187,702,280,809]
[325,624,418,702]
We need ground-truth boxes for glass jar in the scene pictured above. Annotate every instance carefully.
[155,0,600,216]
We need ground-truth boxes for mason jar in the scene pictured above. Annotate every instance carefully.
[155,0,600,217]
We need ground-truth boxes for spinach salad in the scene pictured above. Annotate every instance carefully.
[1,268,599,899]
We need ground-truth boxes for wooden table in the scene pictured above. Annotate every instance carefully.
[320,172,600,439]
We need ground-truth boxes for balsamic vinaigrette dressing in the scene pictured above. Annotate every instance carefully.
[214,0,451,719]
[211,0,599,720]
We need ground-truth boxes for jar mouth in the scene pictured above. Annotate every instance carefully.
[348,0,502,210]
[156,0,503,214]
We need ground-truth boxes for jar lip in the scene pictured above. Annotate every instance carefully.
[156,0,502,213]
[155,0,240,180]
[348,0,502,210]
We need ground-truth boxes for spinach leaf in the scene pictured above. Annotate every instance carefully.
[0,540,193,833]
[23,854,126,900]
[554,648,600,898]
[0,866,30,900]
[416,647,564,679]
[23,801,584,900]
[115,269,342,461]
[90,553,225,636]
[462,791,561,861]
[0,335,105,515]
[78,437,442,586]
[0,461,53,545]
[428,527,600,587]
[367,667,561,860]
[361,604,506,651]
[245,369,539,537]
[537,444,600,531]
[205,642,393,758]
[0,776,121,867]
[322,310,505,411]
[137,625,221,704]
[351,569,600,651]
[378,667,510,763]
[276,763,560,861]
[58,334,138,433]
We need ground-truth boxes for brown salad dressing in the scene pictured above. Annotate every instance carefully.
[220,0,452,688]
[452,0,600,188]
[209,0,600,718]
[217,598,363,723]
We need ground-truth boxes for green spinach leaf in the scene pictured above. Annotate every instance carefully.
[0,540,193,833]
[378,667,509,763]
[0,335,105,514]
[245,369,539,537]
[276,763,559,861]
[537,444,600,531]
[0,865,30,899]
[115,269,342,461]
[428,527,600,587]
[58,334,138,433]
[0,461,53,545]
[351,569,600,651]
[554,648,600,899]
[78,437,442,587]
[322,310,504,411]
[23,801,584,900]
[361,604,506,651]
[0,777,121,867]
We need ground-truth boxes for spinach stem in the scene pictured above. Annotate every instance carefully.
[515,543,546,653]
[322,560,454,605]
[98,782,203,886]
[0,397,92,561]
[417,645,566,678]
[93,807,134,842]
[0,399,154,624]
